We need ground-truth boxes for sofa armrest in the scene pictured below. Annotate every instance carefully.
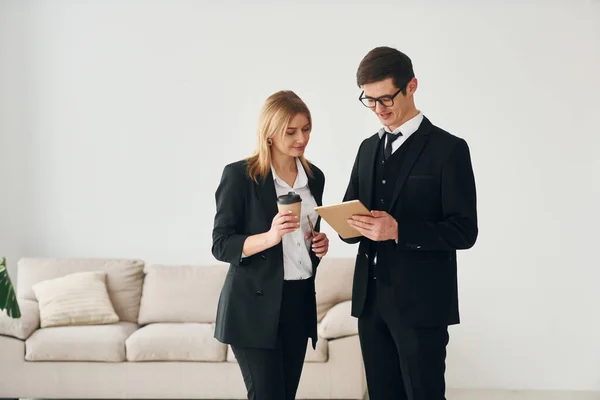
[317,300,358,339]
[0,299,40,340]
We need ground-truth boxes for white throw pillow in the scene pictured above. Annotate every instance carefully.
[318,300,358,339]
[32,271,119,328]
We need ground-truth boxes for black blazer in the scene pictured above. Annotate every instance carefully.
[343,116,478,327]
[212,159,325,349]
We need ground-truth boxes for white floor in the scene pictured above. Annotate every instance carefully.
[362,389,600,400]
[435,389,598,400]
[17,391,600,400]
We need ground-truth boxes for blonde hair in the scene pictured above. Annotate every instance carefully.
[246,90,313,183]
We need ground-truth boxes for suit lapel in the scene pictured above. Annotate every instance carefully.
[306,166,324,270]
[388,118,432,212]
[307,167,323,207]
[261,162,322,220]
[258,170,279,224]
[361,135,381,210]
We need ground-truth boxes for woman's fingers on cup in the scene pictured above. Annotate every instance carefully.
[279,215,298,224]
[279,221,300,232]
[274,211,295,221]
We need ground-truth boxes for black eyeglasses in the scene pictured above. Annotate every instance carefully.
[358,86,405,108]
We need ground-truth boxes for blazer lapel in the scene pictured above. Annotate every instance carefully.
[307,168,323,207]
[258,170,279,224]
[360,135,381,210]
[306,166,324,270]
[388,118,432,212]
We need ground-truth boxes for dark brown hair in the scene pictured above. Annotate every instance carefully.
[356,47,415,94]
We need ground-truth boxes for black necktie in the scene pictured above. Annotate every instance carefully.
[384,132,402,160]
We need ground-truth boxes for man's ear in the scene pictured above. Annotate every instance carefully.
[407,78,418,95]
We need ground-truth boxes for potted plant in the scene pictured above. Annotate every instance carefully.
[0,257,21,318]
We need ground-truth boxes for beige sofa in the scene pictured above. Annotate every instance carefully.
[0,257,366,399]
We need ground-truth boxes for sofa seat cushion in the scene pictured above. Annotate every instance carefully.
[25,322,137,362]
[126,323,227,362]
[226,336,329,363]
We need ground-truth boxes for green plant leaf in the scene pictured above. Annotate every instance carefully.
[0,257,21,319]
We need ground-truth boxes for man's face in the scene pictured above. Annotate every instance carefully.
[360,77,417,131]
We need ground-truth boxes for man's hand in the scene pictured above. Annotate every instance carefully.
[348,210,398,242]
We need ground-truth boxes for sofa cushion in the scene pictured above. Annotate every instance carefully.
[138,264,227,324]
[226,336,328,363]
[17,258,145,323]
[32,271,119,328]
[314,258,355,321]
[0,299,40,340]
[305,336,329,362]
[318,300,358,339]
[25,322,137,362]
[126,322,227,362]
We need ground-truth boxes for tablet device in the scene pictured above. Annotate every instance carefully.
[314,200,371,239]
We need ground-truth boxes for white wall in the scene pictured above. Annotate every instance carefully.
[0,3,30,278]
[1,0,599,393]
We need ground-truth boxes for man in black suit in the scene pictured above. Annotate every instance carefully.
[343,47,478,400]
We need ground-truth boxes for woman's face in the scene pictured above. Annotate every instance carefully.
[271,113,311,158]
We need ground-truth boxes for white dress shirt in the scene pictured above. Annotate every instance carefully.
[272,158,318,280]
[378,112,424,155]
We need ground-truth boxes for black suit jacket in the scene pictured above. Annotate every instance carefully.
[212,159,325,349]
[343,116,478,327]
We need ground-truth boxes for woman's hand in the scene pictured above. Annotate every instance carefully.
[267,211,300,247]
[306,232,329,258]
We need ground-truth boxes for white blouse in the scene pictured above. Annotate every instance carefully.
[271,158,319,280]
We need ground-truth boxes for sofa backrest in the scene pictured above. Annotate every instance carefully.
[314,258,355,321]
[137,264,228,325]
[138,258,355,324]
[17,258,145,323]
[16,257,355,325]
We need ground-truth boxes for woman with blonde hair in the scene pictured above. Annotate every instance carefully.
[212,90,329,400]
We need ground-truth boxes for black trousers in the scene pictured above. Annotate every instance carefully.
[359,277,450,400]
[231,278,312,400]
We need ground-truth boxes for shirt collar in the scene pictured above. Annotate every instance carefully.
[378,112,424,139]
[271,157,308,189]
